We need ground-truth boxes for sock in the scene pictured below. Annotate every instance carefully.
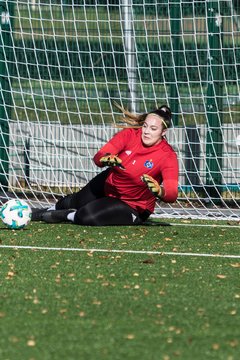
[47,205,56,211]
[67,211,76,222]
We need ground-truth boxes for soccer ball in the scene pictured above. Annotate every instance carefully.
[0,199,32,229]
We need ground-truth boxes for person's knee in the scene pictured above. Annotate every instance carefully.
[56,194,76,210]
[73,207,97,225]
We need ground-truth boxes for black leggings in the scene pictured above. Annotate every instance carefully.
[56,169,150,226]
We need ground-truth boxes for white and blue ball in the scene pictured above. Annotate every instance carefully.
[0,199,32,229]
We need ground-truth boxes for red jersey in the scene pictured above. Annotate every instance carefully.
[93,128,179,214]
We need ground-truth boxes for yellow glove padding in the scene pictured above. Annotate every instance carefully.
[141,174,162,198]
[100,154,125,169]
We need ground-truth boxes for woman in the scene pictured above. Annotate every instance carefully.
[32,103,179,225]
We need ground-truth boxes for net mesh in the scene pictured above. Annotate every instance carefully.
[0,0,239,220]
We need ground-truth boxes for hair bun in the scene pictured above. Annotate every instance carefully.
[159,105,171,118]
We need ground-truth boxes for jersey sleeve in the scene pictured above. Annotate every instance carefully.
[93,128,133,167]
[160,152,179,203]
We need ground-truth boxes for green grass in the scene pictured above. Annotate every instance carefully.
[0,220,239,359]
[12,79,240,125]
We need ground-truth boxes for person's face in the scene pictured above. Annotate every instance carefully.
[141,114,167,146]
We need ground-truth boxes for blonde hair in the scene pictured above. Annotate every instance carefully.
[112,101,172,129]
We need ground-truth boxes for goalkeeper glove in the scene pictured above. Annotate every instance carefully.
[141,174,163,199]
[100,154,125,169]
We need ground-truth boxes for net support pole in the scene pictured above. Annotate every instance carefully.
[121,0,137,113]
[169,0,180,126]
[206,1,223,201]
[0,1,12,190]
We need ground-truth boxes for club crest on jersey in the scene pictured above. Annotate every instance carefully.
[144,160,154,169]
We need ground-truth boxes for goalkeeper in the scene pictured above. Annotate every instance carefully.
[32,103,179,225]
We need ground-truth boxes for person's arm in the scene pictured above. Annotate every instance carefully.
[142,153,179,203]
[161,178,178,203]
[159,153,179,203]
[94,145,120,168]
[93,129,130,168]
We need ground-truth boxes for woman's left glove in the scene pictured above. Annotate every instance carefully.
[141,174,163,198]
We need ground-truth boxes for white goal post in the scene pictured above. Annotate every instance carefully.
[0,0,239,220]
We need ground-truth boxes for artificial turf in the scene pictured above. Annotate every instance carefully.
[0,220,239,360]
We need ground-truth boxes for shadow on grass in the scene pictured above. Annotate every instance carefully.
[143,220,171,226]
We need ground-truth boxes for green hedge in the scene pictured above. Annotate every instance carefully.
[10,39,240,84]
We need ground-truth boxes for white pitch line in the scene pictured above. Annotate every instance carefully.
[0,244,239,259]
[170,223,239,228]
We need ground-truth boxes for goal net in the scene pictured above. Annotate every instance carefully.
[0,0,239,220]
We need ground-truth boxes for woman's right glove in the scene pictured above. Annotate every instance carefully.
[100,154,125,169]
